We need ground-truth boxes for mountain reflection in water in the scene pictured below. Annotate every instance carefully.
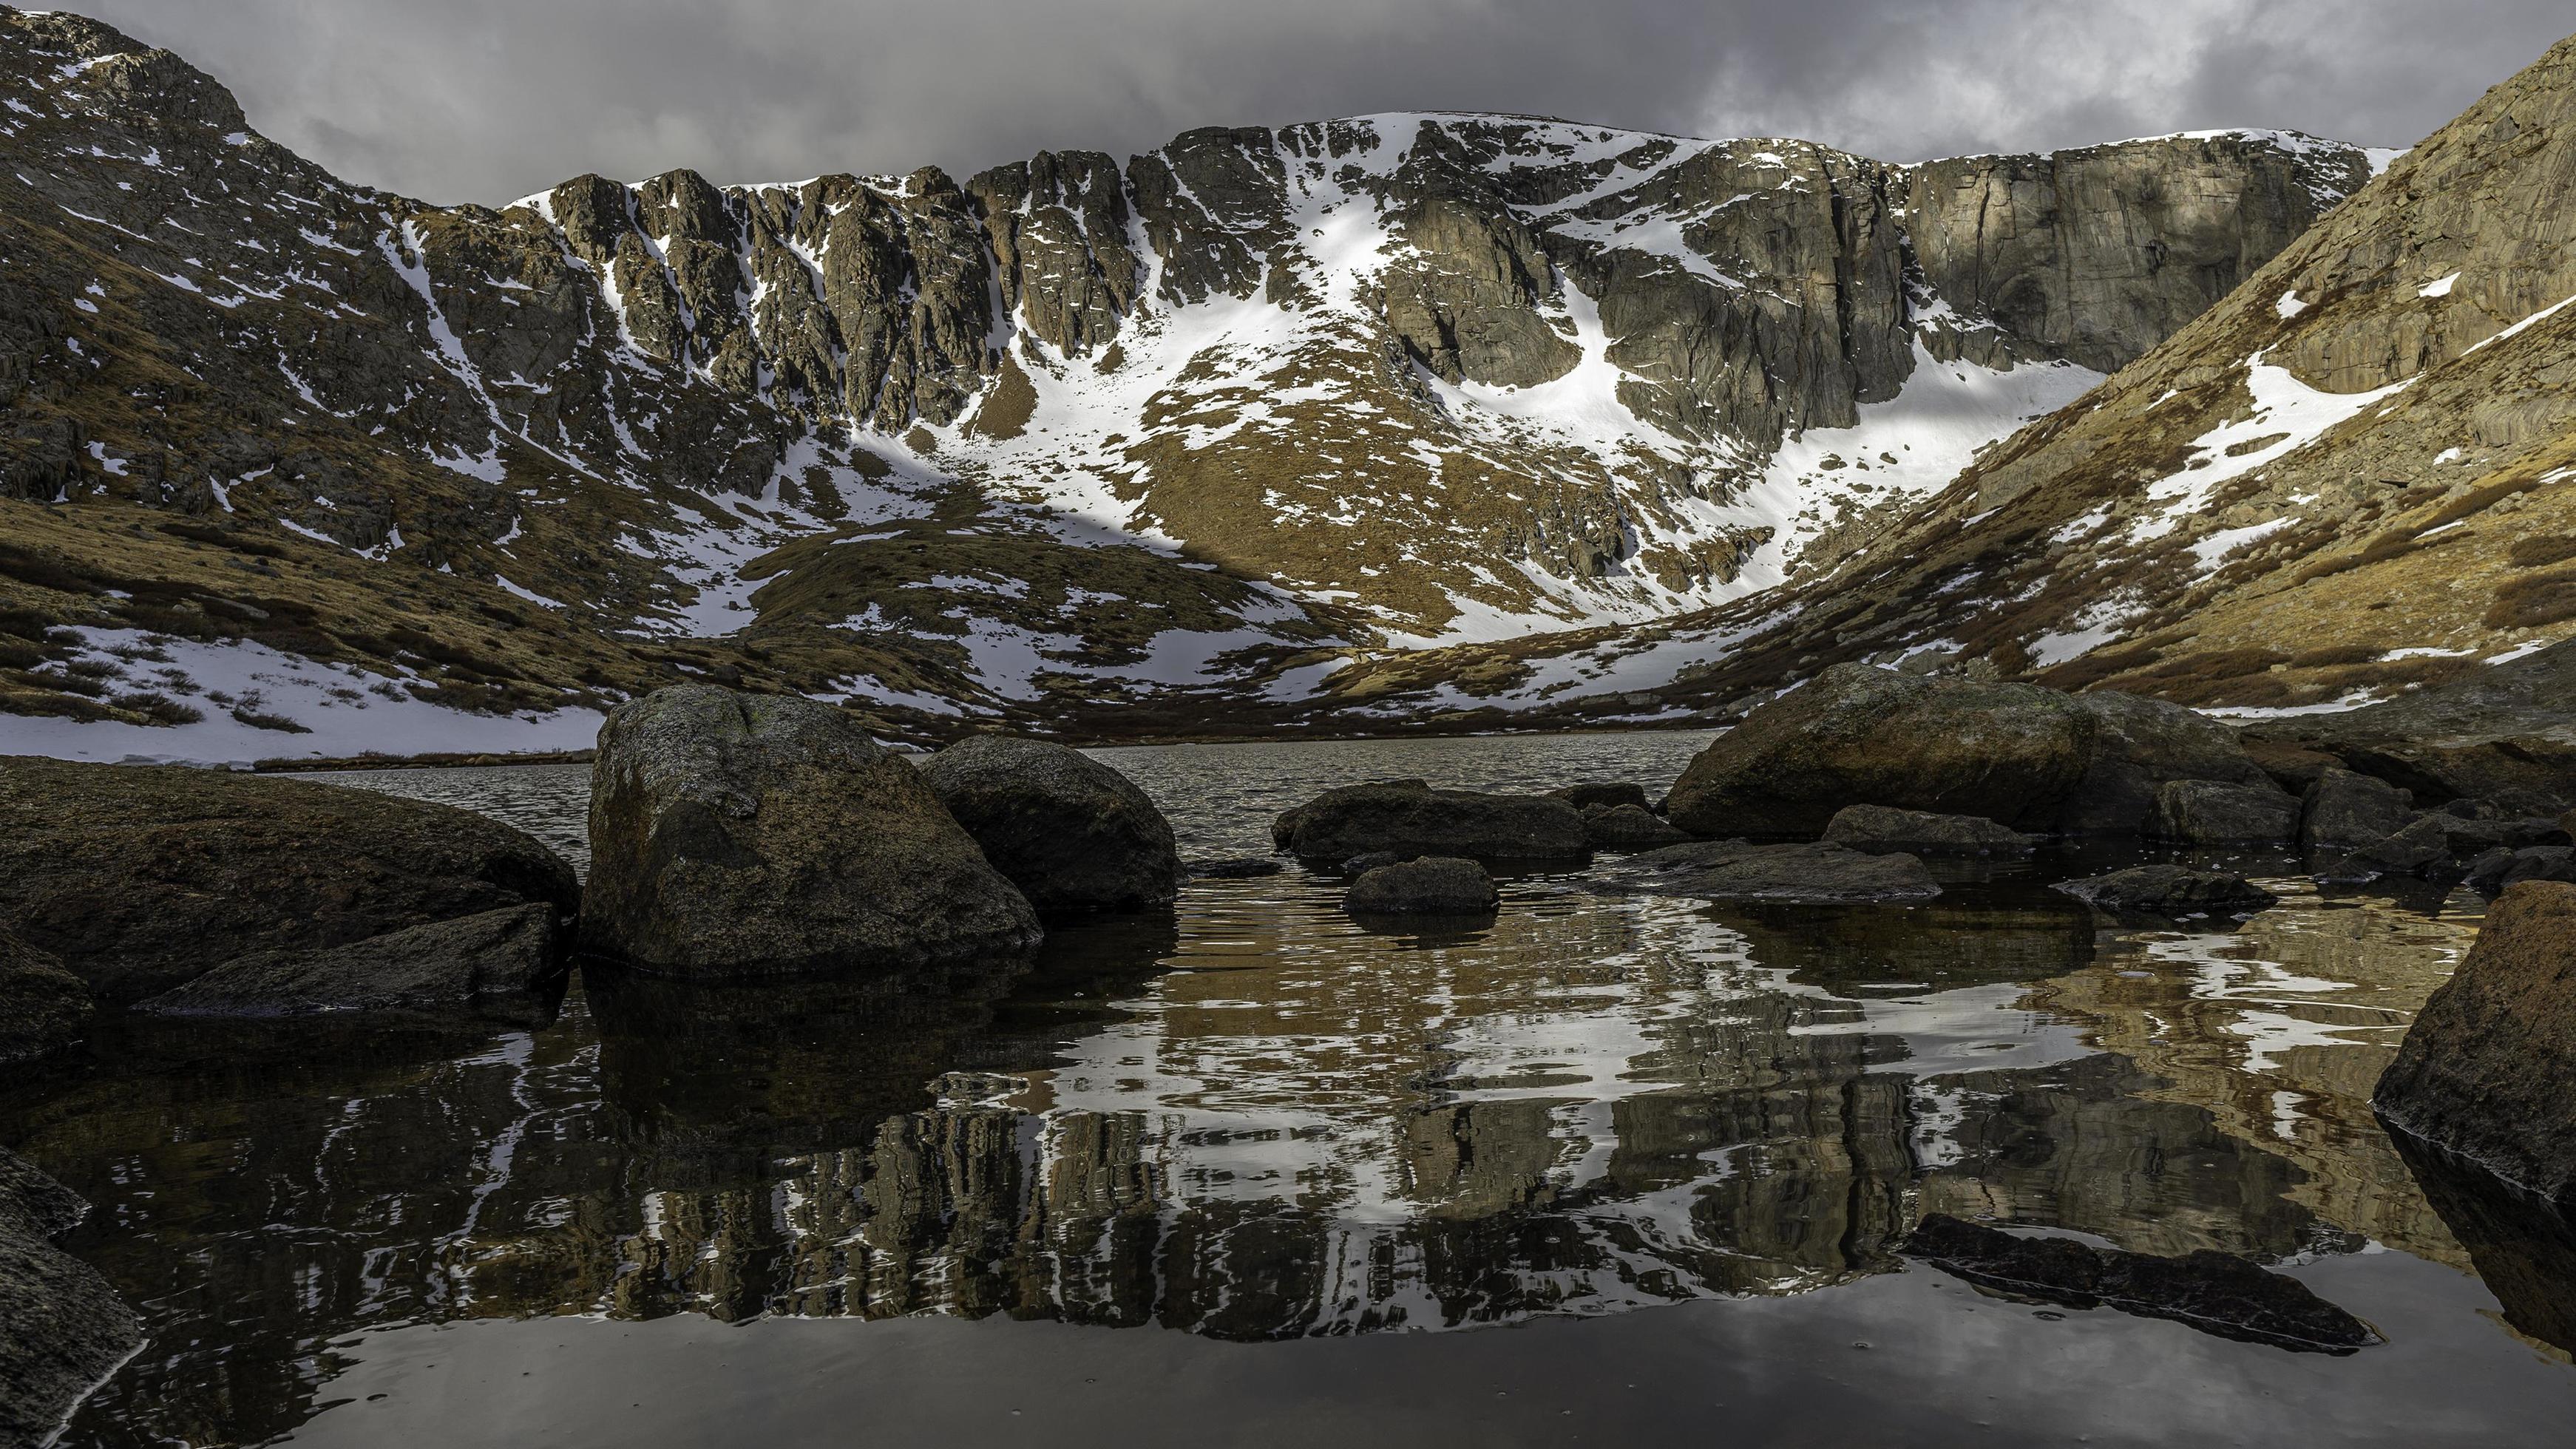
[7,732,2573,1447]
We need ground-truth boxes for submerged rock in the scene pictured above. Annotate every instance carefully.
[2376,881,2576,1205]
[2299,767,2416,852]
[1823,804,2036,855]
[0,930,89,1065]
[0,1147,142,1446]
[2053,865,2277,917]
[1187,857,1284,880]
[1549,781,1653,812]
[1582,802,1691,849]
[1596,839,1941,903]
[1903,1213,2379,1353]
[1665,665,2095,837]
[0,756,580,1004]
[1346,857,1500,916]
[2146,778,2301,844]
[919,735,1180,917]
[138,903,567,1027]
[1272,780,1587,864]
[583,685,1040,977]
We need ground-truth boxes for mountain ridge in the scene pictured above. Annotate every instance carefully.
[0,4,2485,763]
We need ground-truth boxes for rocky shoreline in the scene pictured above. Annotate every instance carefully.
[3,662,2573,1433]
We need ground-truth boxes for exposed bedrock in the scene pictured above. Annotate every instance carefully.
[918,735,1181,919]
[2375,880,2576,1206]
[138,902,568,1027]
[0,756,579,1004]
[582,685,1041,977]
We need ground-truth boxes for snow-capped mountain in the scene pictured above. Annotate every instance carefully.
[0,5,2390,759]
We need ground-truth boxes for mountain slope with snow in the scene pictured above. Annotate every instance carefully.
[0,5,2387,757]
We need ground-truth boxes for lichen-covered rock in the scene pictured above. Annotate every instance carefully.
[138,903,566,1026]
[0,756,579,1003]
[583,686,1040,977]
[2147,778,2302,844]
[1,1146,141,1447]
[2059,690,2277,834]
[0,929,87,1065]
[1346,857,1499,916]
[1582,803,1691,849]
[918,735,1179,917]
[1596,839,1941,903]
[2301,767,2417,852]
[2376,882,2576,1204]
[2053,864,2278,917]
[1664,665,2097,838]
[1823,804,2036,855]
[1272,780,1587,864]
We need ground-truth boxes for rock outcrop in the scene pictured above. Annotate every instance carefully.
[2146,778,2302,844]
[0,1147,141,1446]
[2060,691,2278,834]
[2053,865,2278,917]
[1823,804,2036,855]
[138,903,566,1026]
[1345,857,1500,917]
[2300,767,2416,852]
[2375,881,2576,1204]
[918,735,1180,917]
[582,686,1041,977]
[0,756,579,1003]
[1272,781,1588,864]
[1596,839,1941,903]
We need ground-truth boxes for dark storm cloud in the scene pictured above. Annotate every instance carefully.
[67,0,2576,206]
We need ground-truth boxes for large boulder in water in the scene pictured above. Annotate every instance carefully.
[583,686,1040,977]
[0,931,88,1065]
[1272,780,1587,864]
[0,756,580,1003]
[1823,804,2035,856]
[1582,803,1691,849]
[2301,767,2416,852]
[1664,665,2097,838]
[918,736,1179,918]
[138,903,567,1027]
[2376,881,2576,1205]
[2146,778,2301,844]
[1596,839,1941,903]
[2053,864,2277,917]
[0,1147,140,1446]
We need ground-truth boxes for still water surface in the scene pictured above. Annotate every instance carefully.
[10,730,2576,1446]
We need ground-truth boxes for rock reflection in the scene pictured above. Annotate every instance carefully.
[1,861,2496,1445]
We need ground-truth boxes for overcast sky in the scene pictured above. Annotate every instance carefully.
[72,1,2576,206]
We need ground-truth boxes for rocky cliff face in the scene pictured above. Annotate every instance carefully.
[0,5,2387,753]
[1340,32,2576,730]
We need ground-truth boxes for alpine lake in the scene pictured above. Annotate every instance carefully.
[10,730,2576,1447]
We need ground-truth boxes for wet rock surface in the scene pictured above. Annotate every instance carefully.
[582,686,1041,977]
[1903,1213,2379,1353]
[1596,839,1942,903]
[1273,780,1588,864]
[2376,881,2576,1205]
[1582,802,1691,849]
[0,929,88,1065]
[1823,804,2036,855]
[138,903,567,1027]
[2053,865,2279,917]
[0,1146,140,1447]
[919,735,1180,918]
[1665,665,2098,838]
[1346,857,1500,917]
[0,756,580,1003]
